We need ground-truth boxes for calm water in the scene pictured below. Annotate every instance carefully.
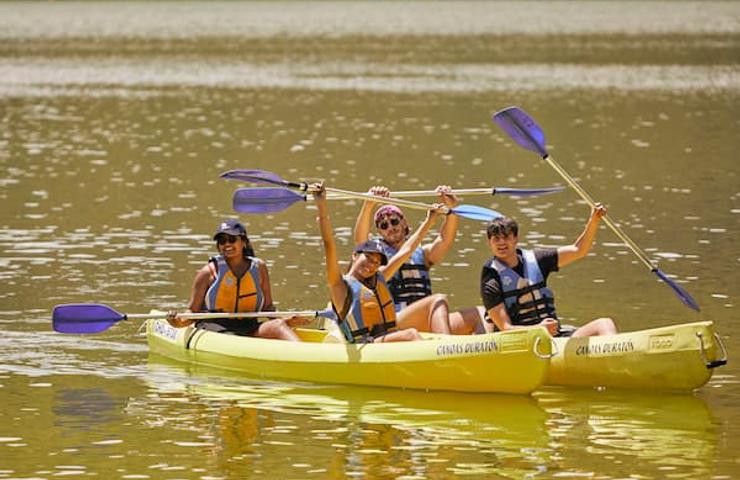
[1,1,739,478]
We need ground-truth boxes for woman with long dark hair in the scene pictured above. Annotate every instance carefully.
[168,219,305,341]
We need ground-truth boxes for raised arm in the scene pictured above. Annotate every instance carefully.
[423,185,459,266]
[313,183,350,309]
[381,207,441,280]
[557,203,607,268]
[353,186,390,244]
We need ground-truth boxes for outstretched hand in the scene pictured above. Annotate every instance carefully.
[311,181,326,201]
[368,185,390,198]
[591,202,607,220]
[426,203,444,223]
[435,185,459,208]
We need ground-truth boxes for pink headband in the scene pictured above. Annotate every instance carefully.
[374,205,404,225]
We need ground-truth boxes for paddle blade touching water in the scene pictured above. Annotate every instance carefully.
[492,105,699,311]
[653,269,701,312]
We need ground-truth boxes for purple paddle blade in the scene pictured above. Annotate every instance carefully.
[220,169,288,186]
[492,106,549,158]
[451,205,503,222]
[52,303,124,334]
[494,186,565,197]
[653,269,700,311]
[232,188,306,214]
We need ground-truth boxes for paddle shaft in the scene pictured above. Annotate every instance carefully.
[542,154,657,272]
[327,188,495,199]
[318,186,454,215]
[126,310,325,321]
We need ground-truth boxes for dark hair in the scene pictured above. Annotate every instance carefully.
[486,217,518,239]
[215,234,256,258]
[242,235,255,258]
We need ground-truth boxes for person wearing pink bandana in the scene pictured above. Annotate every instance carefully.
[354,186,486,335]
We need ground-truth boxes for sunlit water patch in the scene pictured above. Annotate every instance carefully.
[1,60,738,96]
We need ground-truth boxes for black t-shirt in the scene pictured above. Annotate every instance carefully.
[480,248,559,311]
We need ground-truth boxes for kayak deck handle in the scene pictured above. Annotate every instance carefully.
[696,331,728,369]
[533,335,559,360]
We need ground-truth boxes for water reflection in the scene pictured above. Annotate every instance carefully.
[536,388,717,478]
[139,354,549,478]
[128,355,721,479]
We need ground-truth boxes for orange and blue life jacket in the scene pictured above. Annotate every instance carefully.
[334,273,397,343]
[204,255,264,313]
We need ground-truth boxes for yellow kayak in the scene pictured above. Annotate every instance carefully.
[546,321,728,391]
[146,317,553,394]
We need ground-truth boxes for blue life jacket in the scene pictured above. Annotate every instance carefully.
[489,249,557,326]
[379,241,432,311]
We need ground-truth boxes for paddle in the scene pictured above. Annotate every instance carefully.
[221,169,503,222]
[492,106,700,311]
[231,185,564,215]
[52,303,335,334]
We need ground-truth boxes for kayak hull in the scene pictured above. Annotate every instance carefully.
[546,321,727,391]
[146,318,551,394]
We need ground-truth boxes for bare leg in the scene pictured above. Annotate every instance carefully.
[571,317,617,338]
[396,294,451,334]
[256,319,302,341]
[449,306,487,335]
[374,328,421,343]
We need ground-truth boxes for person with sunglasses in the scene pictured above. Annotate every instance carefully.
[167,219,307,341]
[313,183,451,343]
[354,186,485,335]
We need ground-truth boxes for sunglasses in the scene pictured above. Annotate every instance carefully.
[216,235,240,245]
[377,217,401,231]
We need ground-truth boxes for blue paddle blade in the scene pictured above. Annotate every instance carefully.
[52,303,125,334]
[451,204,503,222]
[653,269,700,311]
[494,186,565,197]
[220,169,288,186]
[492,106,549,158]
[232,187,306,214]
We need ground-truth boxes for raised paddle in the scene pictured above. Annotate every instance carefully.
[52,303,335,334]
[221,169,503,222]
[231,186,564,215]
[492,106,700,311]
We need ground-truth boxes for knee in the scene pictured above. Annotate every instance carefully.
[595,317,617,334]
[429,294,449,308]
[404,328,421,340]
[269,318,289,330]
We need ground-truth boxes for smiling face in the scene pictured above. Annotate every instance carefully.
[488,232,519,264]
[215,234,244,259]
[375,213,408,246]
[351,251,383,279]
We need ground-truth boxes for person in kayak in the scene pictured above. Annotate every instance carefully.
[354,186,486,334]
[313,183,452,343]
[481,204,617,338]
[167,219,307,341]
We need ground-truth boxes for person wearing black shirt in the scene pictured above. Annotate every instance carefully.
[480,204,617,338]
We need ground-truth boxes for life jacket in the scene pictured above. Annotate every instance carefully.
[379,241,432,310]
[204,255,264,313]
[334,274,397,343]
[489,249,557,326]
